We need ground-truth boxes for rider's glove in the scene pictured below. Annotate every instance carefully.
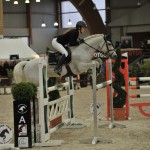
[79,38,85,44]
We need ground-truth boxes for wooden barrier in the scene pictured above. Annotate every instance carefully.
[106,55,150,118]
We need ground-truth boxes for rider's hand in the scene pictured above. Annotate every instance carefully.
[79,38,85,44]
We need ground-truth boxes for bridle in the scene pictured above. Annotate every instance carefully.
[82,38,115,59]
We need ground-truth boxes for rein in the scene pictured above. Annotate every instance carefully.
[83,40,114,59]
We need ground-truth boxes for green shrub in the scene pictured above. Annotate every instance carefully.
[140,60,150,77]
[129,63,141,77]
[27,82,38,99]
[12,82,34,101]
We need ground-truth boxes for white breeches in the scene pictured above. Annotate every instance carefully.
[52,38,68,57]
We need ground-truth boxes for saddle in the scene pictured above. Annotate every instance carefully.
[48,46,71,66]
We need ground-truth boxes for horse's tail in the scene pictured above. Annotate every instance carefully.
[13,61,28,83]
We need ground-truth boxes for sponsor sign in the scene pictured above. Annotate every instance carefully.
[13,101,32,148]
[18,137,28,148]
[0,124,12,144]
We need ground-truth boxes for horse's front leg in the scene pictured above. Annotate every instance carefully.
[94,58,102,68]
[92,59,102,69]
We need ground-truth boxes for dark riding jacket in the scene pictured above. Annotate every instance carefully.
[56,29,80,46]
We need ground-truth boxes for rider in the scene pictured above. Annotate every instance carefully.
[52,21,87,75]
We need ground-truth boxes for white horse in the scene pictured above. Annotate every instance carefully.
[13,34,116,86]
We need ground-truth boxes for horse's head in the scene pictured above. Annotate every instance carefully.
[98,34,117,59]
[83,34,117,59]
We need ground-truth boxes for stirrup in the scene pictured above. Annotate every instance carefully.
[54,67,62,75]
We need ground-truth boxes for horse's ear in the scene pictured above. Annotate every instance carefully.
[104,33,112,41]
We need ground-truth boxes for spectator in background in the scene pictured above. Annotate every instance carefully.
[0,61,3,76]
[140,41,147,51]
[121,39,131,48]
[3,61,10,76]
[115,41,121,49]
[9,61,15,70]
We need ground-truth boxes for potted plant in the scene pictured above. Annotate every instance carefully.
[12,82,34,101]
[12,82,36,148]
[112,48,127,120]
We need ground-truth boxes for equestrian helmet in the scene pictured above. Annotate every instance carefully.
[76,21,87,29]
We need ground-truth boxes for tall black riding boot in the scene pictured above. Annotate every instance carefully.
[54,54,66,75]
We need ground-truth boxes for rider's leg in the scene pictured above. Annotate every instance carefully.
[54,54,67,74]
[52,38,68,75]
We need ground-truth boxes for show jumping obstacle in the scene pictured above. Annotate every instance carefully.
[80,60,113,145]
[80,59,126,145]
[130,77,150,117]
[105,53,150,118]
[92,59,125,144]
[106,55,129,120]
[35,58,83,147]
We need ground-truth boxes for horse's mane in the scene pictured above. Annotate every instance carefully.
[71,34,104,50]
[84,34,104,41]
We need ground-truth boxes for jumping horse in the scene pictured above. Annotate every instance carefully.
[13,34,117,86]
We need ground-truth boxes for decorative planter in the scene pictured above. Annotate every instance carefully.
[113,107,126,121]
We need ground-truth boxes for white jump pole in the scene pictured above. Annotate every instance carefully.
[47,82,69,92]
[80,61,113,145]
[67,76,74,119]
[108,58,114,128]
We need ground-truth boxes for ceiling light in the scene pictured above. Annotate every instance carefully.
[25,0,30,3]
[41,21,46,27]
[106,6,110,10]
[93,4,97,10]
[68,19,72,25]
[14,0,18,4]
[137,0,141,6]
[36,0,40,2]
[5,0,10,1]
[54,21,59,27]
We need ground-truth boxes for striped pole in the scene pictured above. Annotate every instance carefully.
[130,77,150,81]
[130,94,150,98]
[130,85,150,89]
[96,80,112,89]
